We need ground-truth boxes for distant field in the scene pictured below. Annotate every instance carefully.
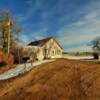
[0,59,100,100]
[63,54,94,60]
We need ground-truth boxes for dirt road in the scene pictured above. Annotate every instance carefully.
[0,59,100,100]
[0,60,54,80]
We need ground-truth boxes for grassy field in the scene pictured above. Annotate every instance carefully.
[0,59,100,100]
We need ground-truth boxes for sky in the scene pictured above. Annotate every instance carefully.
[0,0,100,51]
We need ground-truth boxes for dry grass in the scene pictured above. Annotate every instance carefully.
[0,59,100,100]
[0,49,14,73]
[0,64,16,73]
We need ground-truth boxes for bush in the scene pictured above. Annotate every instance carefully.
[0,61,7,67]
[0,48,14,65]
[93,53,99,59]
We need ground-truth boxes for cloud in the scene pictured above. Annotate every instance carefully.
[30,28,49,40]
[17,0,42,23]
[66,45,92,52]
[19,27,48,45]
[11,0,100,52]
[19,33,30,45]
[56,0,100,51]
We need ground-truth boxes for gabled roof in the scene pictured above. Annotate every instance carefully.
[28,37,52,46]
[28,37,62,49]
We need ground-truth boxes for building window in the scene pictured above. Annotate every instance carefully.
[46,49,48,54]
[57,50,61,55]
[51,50,55,56]
[55,50,57,55]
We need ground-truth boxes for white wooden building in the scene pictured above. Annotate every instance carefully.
[22,37,62,61]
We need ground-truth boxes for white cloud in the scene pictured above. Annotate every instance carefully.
[19,34,30,45]
[17,0,42,23]
[66,45,92,52]
[17,0,100,52]
[30,28,48,40]
[56,0,100,51]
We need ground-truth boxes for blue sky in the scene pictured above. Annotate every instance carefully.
[0,0,100,51]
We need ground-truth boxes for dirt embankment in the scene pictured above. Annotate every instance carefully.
[0,59,100,100]
[0,48,14,73]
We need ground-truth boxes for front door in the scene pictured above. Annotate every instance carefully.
[51,49,55,58]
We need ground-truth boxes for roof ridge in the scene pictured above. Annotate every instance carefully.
[28,37,52,46]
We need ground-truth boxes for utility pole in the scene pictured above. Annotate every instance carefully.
[7,19,11,54]
[2,19,11,54]
[0,10,22,57]
[17,32,21,64]
[0,10,11,54]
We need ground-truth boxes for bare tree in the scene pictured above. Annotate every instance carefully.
[0,9,21,54]
[0,9,22,64]
[91,36,100,59]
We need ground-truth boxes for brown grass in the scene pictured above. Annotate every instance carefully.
[0,48,14,73]
[0,59,100,100]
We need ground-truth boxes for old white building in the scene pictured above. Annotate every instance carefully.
[22,37,62,61]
